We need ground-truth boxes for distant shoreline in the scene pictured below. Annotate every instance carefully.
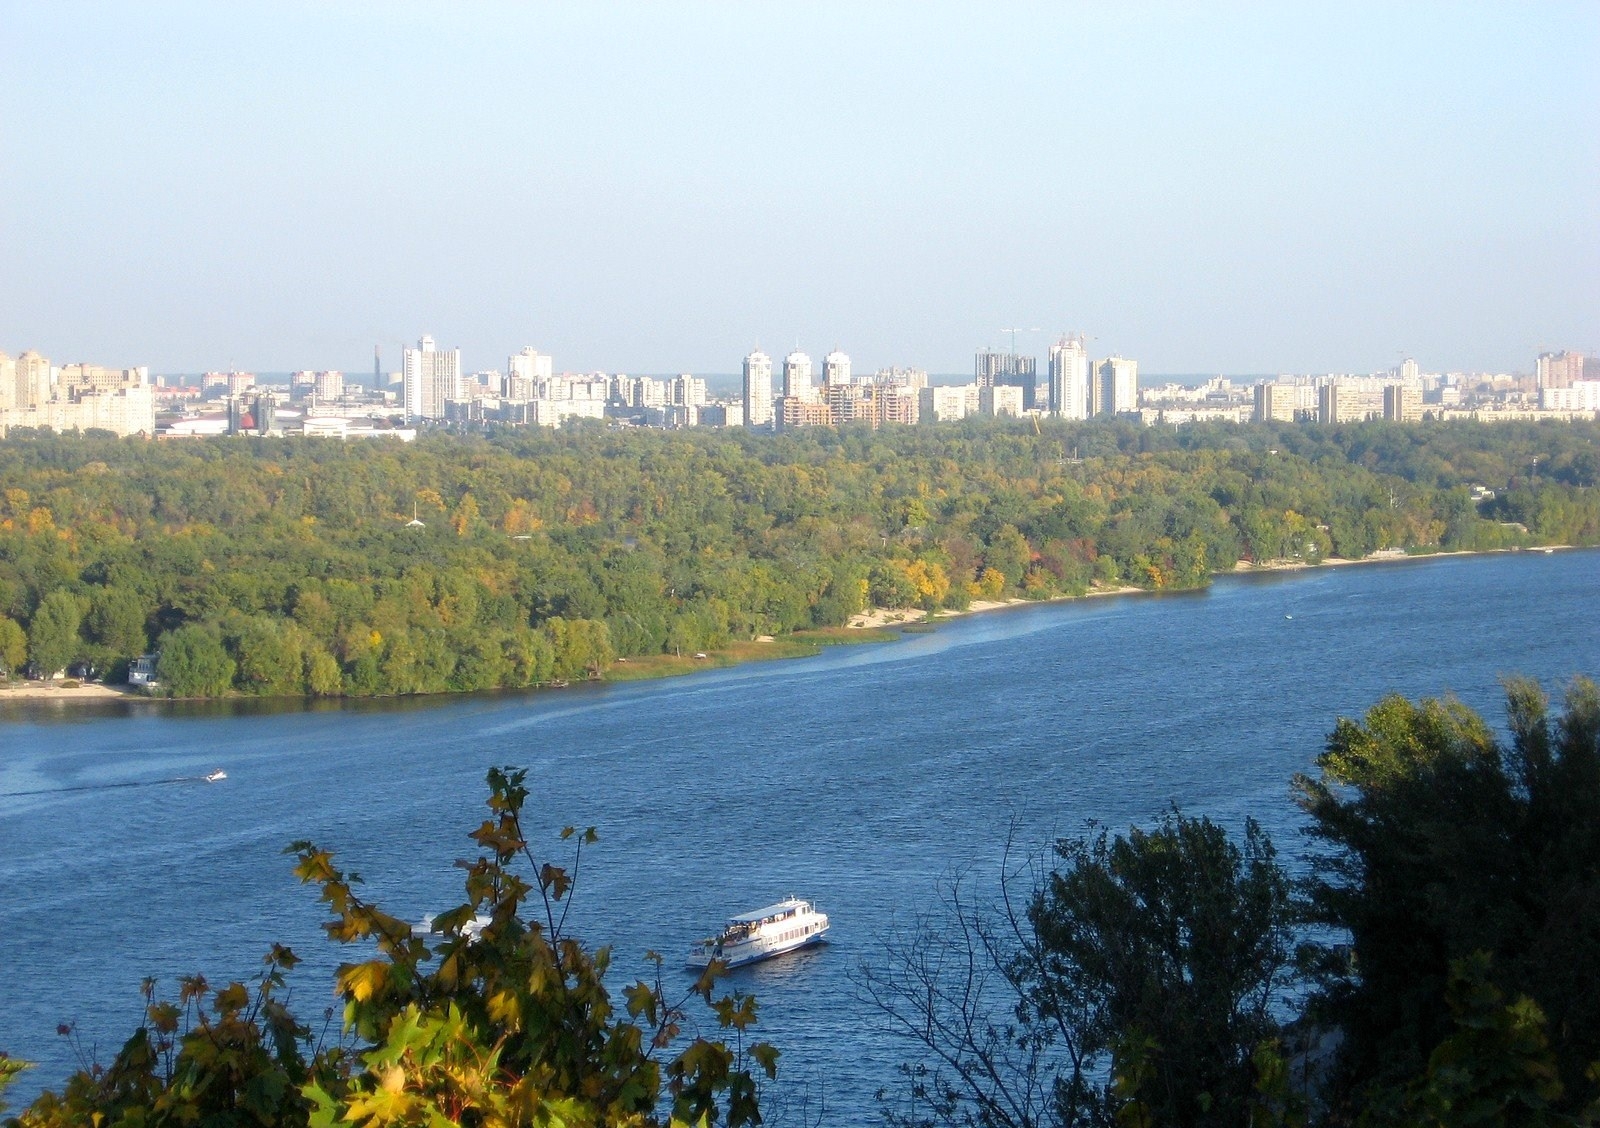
[0,545,1579,712]
[846,543,1578,631]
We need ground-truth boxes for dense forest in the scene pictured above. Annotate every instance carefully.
[0,418,1596,697]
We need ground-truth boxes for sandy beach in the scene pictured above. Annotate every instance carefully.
[844,546,1577,632]
[0,681,138,702]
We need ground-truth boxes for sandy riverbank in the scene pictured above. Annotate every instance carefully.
[0,681,139,701]
[844,546,1577,631]
[846,579,1153,630]
[1232,544,1573,574]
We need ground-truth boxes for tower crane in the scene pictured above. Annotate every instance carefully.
[1000,327,1042,354]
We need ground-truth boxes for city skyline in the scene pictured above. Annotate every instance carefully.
[3,4,1596,375]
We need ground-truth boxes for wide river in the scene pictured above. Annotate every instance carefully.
[3,550,1597,1121]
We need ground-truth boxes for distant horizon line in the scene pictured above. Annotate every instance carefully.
[139,368,1534,383]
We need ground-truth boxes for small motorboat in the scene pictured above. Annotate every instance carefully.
[204,769,227,782]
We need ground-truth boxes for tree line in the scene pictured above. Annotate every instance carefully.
[0,419,1595,698]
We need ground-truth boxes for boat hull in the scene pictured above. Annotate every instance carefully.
[686,927,828,970]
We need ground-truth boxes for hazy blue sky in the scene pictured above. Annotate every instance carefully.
[3,2,1596,376]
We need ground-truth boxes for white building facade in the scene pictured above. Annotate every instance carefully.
[783,349,815,401]
[402,335,462,422]
[743,349,774,428]
[822,349,852,387]
[1093,357,1138,416]
[1047,336,1089,419]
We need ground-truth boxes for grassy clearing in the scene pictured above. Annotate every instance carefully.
[789,626,900,645]
[602,629,901,683]
[602,637,825,682]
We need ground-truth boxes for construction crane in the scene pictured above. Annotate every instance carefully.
[1000,327,1041,354]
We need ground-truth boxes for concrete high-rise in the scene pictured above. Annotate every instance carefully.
[1384,384,1422,422]
[783,349,815,401]
[313,370,344,401]
[1536,351,1586,389]
[402,335,462,422]
[15,351,51,408]
[743,349,774,428]
[508,346,554,384]
[0,352,154,437]
[1047,336,1089,419]
[976,349,1038,409]
[822,349,852,386]
[1253,382,1301,423]
[1092,357,1138,416]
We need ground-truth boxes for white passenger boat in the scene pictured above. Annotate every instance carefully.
[204,769,227,782]
[413,911,493,942]
[687,898,829,969]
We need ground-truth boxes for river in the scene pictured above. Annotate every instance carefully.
[2,550,1596,1121]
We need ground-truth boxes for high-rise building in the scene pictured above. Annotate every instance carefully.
[976,349,1038,409]
[920,384,980,422]
[1092,357,1138,416]
[743,349,774,428]
[873,367,928,393]
[1318,381,1365,424]
[1047,336,1089,419]
[15,351,51,408]
[822,349,852,386]
[1384,384,1422,422]
[1536,351,1587,390]
[1253,382,1300,423]
[980,384,1024,417]
[783,349,815,401]
[508,347,554,384]
[670,374,707,407]
[314,371,345,401]
[1399,357,1419,383]
[403,335,462,421]
[0,354,155,437]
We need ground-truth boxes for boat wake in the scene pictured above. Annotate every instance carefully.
[2,774,225,798]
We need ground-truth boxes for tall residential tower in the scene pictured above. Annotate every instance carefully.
[402,335,462,422]
[1047,336,1089,419]
[743,349,774,428]
[782,349,815,401]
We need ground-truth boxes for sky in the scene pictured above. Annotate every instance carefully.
[2,2,1597,377]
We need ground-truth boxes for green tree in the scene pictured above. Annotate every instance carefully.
[984,524,1033,592]
[1388,953,1569,1128]
[85,586,150,667]
[0,615,26,677]
[1295,678,1600,1117]
[228,616,304,696]
[861,811,1298,1128]
[154,624,237,697]
[27,589,86,678]
[303,645,343,697]
[1030,813,1296,1127]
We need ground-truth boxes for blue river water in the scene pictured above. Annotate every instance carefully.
[2,550,1597,1121]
